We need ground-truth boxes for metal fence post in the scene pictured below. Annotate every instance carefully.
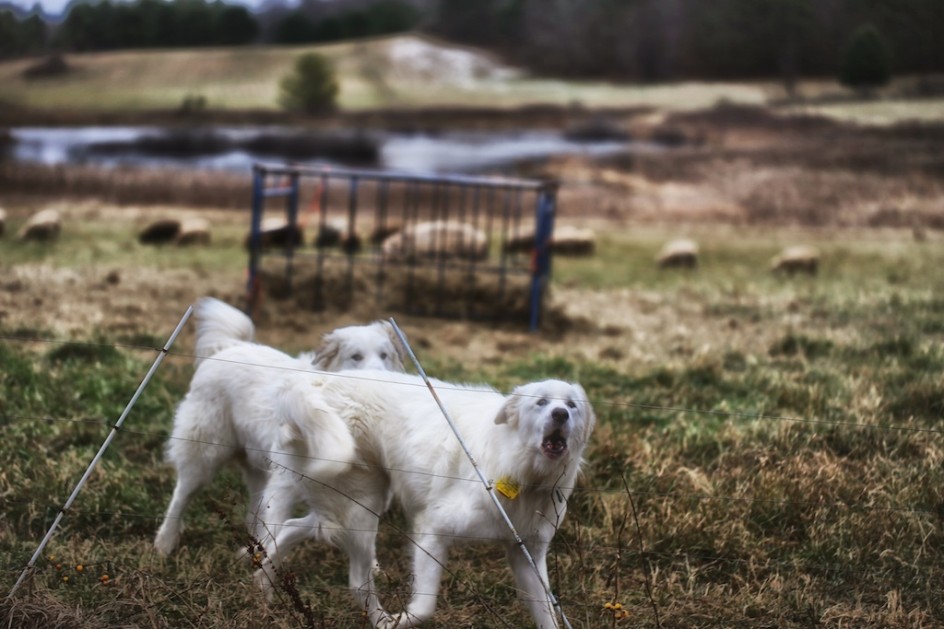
[529,184,558,332]
[247,165,266,316]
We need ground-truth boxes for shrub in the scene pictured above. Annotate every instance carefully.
[278,52,339,114]
[839,24,892,93]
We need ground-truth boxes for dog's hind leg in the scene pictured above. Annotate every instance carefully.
[155,398,236,555]
[242,466,271,540]
[342,508,393,627]
[251,468,300,548]
[153,467,214,555]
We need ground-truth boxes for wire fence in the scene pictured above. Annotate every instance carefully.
[2,329,942,626]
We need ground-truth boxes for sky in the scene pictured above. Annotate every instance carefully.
[5,0,269,18]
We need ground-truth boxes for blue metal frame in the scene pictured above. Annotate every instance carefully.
[248,162,558,330]
[529,188,558,331]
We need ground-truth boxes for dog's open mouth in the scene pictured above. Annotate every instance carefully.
[541,430,568,459]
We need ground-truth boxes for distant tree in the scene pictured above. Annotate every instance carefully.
[0,12,18,56]
[274,10,317,43]
[311,15,346,42]
[134,0,175,47]
[0,9,47,57]
[55,3,99,51]
[839,23,892,94]
[215,5,259,45]
[857,0,943,77]
[366,0,421,35]
[172,0,216,47]
[433,0,508,46]
[278,52,339,114]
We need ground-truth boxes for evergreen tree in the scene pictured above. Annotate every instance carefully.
[215,5,259,45]
[839,23,892,93]
[278,52,339,114]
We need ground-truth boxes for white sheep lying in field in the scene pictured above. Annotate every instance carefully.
[18,208,61,242]
[551,224,596,256]
[176,217,211,246]
[503,224,596,256]
[771,245,819,275]
[657,238,699,268]
[382,220,487,261]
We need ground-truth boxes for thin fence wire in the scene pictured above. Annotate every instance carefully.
[0,335,941,520]
[388,317,573,628]
[4,306,193,601]
[258,456,517,629]
[0,483,935,551]
[1,332,939,437]
[2,329,940,624]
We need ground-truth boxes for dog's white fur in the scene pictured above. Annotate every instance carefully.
[255,370,595,628]
[311,320,405,372]
[153,297,404,555]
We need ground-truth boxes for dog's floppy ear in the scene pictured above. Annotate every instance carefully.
[572,382,596,435]
[494,389,521,426]
[313,333,340,371]
[378,320,407,372]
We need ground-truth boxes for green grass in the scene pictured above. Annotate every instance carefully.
[2,219,944,626]
[0,213,248,272]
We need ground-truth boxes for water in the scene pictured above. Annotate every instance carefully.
[7,126,647,175]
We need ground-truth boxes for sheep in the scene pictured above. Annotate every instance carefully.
[175,217,211,246]
[314,217,361,254]
[18,208,61,242]
[771,245,819,275]
[503,227,534,254]
[657,238,699,269]
[370,223,402,246]
[244,216,304,250]
[550,225,596,256]
[503,224,596,256]
[382,220,487,262]
[139,218,182,245]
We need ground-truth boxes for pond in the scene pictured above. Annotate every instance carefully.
[6,125,660,174]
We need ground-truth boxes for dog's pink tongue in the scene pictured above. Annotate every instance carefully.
[542,434,567,459]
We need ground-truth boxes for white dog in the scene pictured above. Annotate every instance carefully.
[310,321,405,372]
[255,370,595,629]
[153,297,404,555]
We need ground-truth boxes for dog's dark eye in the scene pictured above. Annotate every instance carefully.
[536,398,548,407]
[352,353,364,362]
[566,400,577,409]
[380,352,388,360]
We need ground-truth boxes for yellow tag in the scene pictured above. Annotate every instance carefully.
[494,477,520,500]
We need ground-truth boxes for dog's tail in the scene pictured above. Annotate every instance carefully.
[276,380,357,482]
[192,297,255,367]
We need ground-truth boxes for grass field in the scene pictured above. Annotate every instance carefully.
[2,33,942,124]
[1,207,943,627]
[2,31,944,628]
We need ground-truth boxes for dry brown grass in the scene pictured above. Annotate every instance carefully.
[3,98,944,628]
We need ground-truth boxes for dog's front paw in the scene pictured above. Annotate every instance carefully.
[153,530,178,556]
[253,567,277,602]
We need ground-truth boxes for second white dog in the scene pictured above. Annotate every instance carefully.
[153,297,405,555]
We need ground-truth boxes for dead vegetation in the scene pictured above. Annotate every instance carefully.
[2,101,944,628]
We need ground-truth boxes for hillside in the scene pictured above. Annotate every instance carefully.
[2,33,940,125]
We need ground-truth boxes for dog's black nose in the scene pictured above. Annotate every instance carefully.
[551,407,569,424]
